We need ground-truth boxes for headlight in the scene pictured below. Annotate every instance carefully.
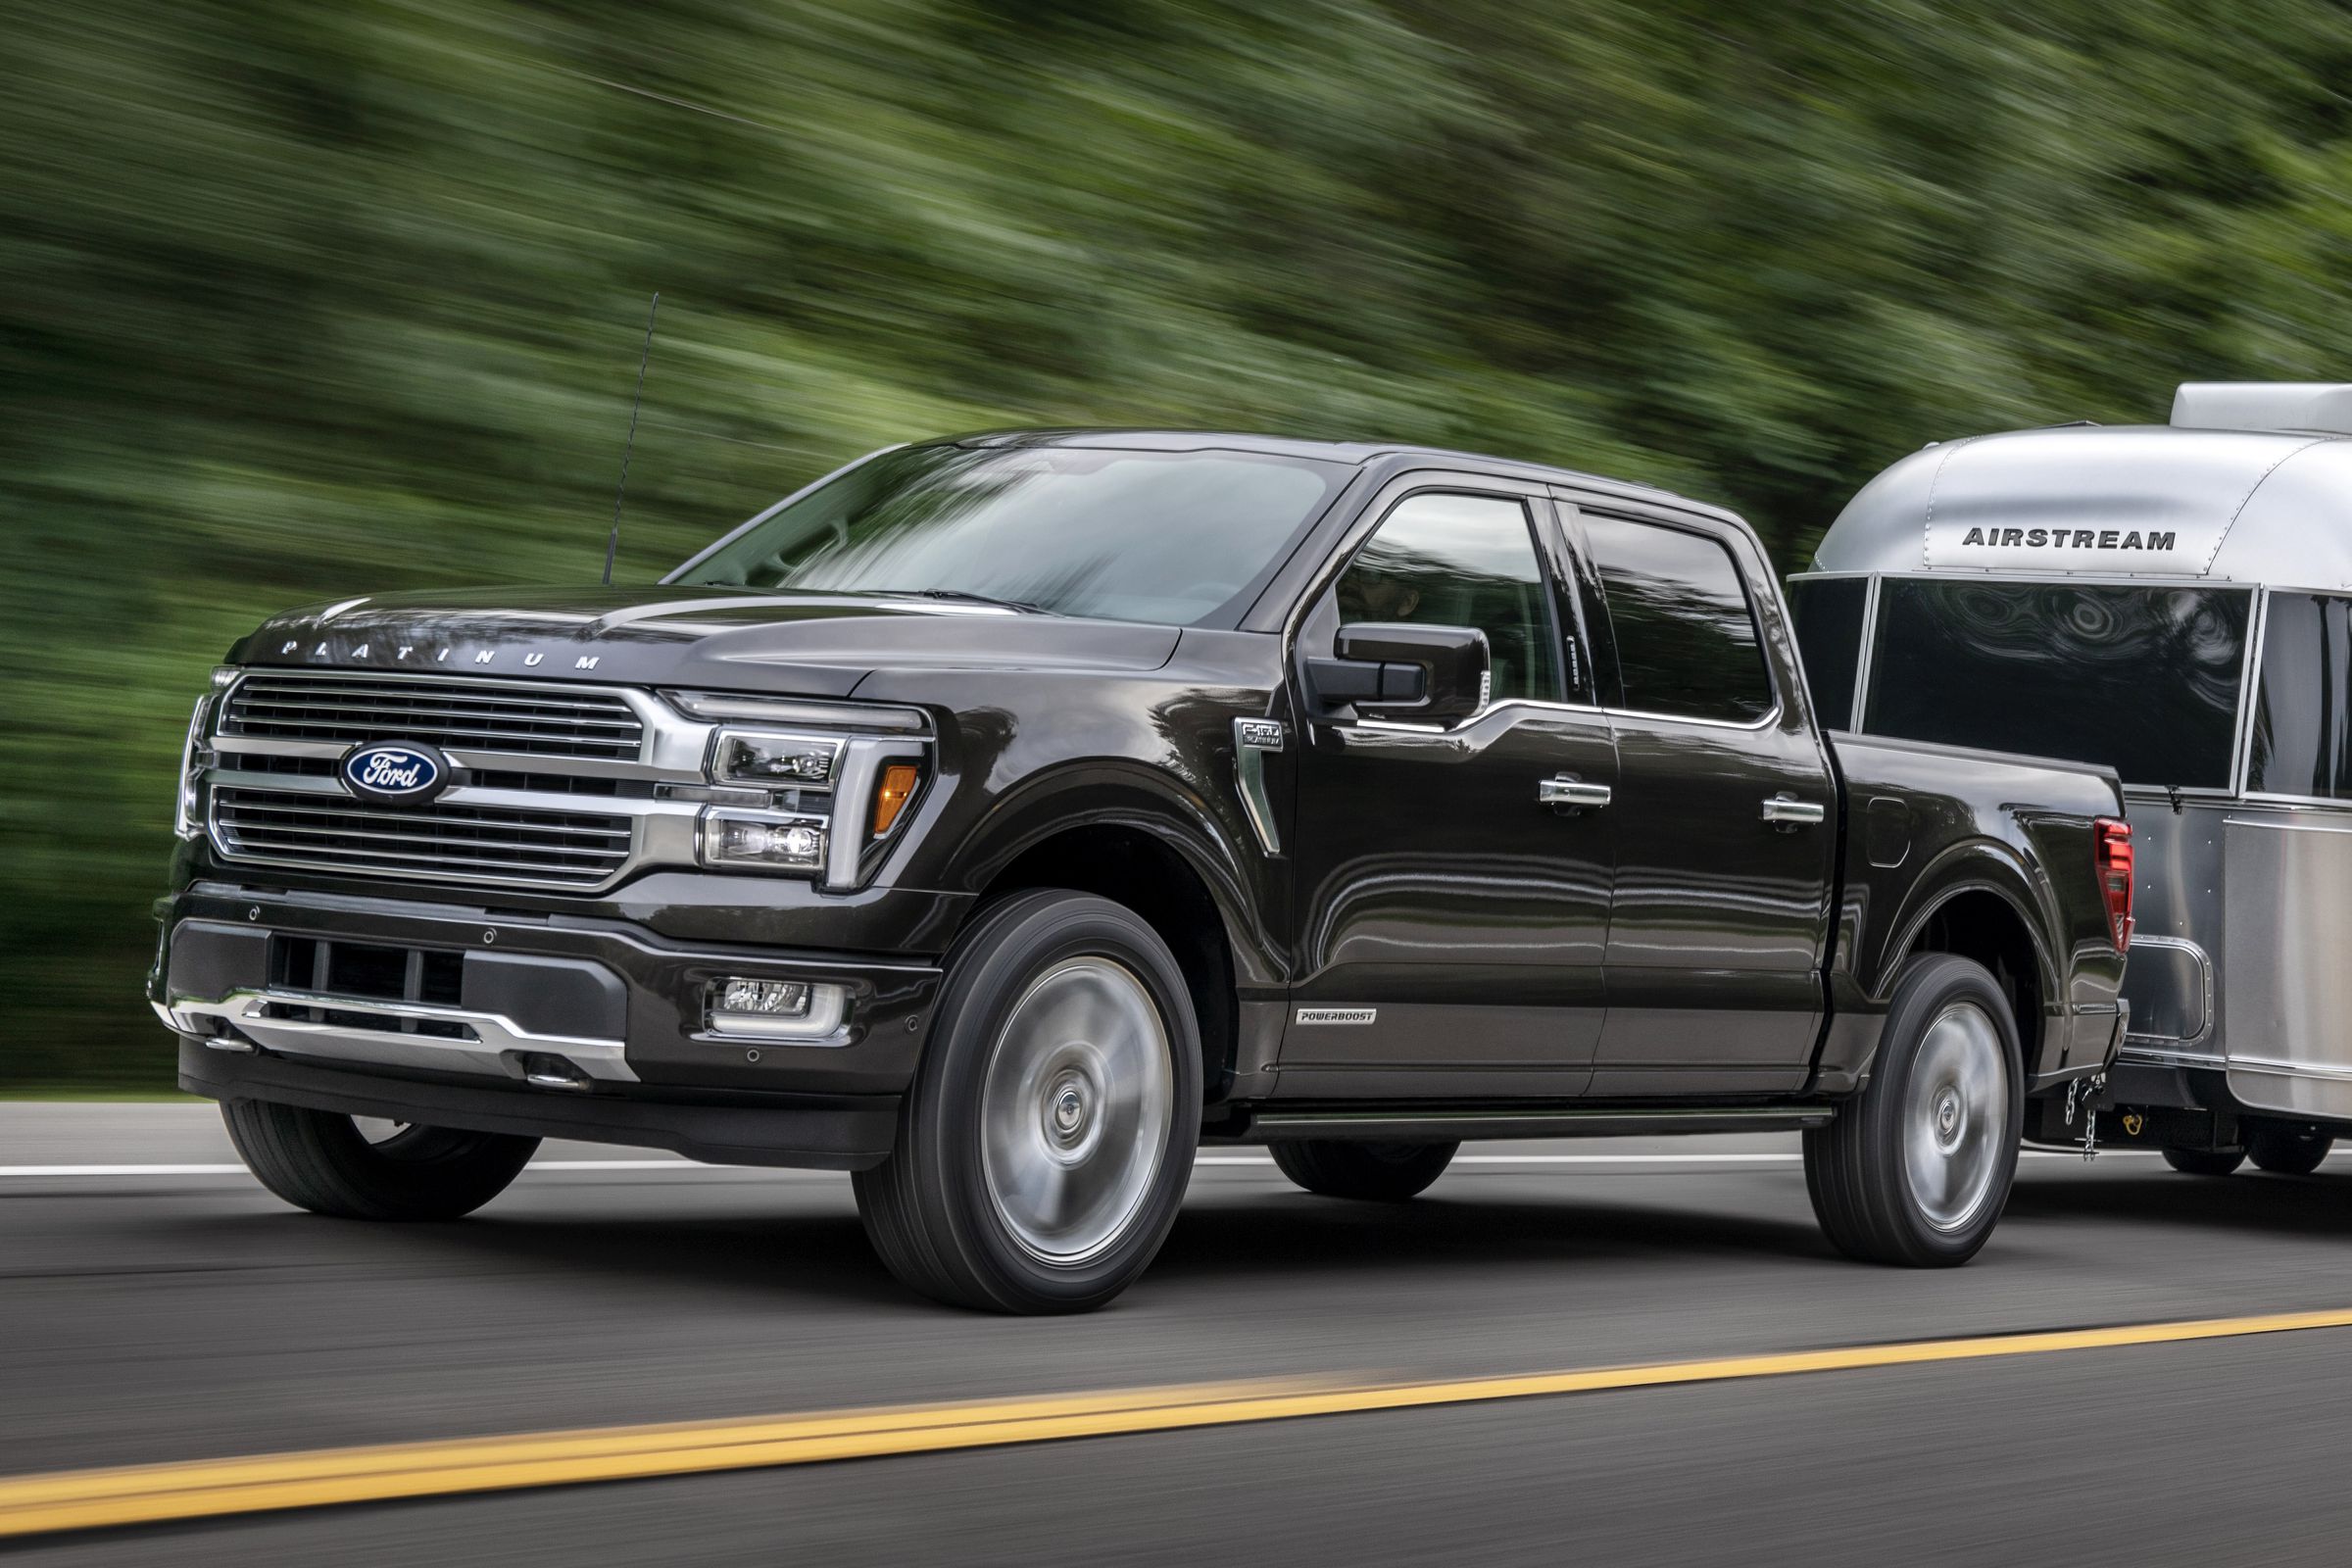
[173,685,223,840]
[698,808,828,873]
[675,693,934,888]
[710,730,842,786]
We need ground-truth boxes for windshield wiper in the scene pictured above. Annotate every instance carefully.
[890,588,1055,614]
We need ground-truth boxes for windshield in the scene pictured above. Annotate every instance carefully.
[674,444,1352,625]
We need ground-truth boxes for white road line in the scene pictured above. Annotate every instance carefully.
[0,1149,2165,1178]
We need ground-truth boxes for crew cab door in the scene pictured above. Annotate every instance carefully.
[1279,477,1617,1098]
[1562,500,1838,1096]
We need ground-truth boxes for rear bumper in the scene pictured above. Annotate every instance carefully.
[152,881,942,1158]
[180,1040,899,1170]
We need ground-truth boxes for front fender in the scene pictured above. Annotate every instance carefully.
[941,760,1286,989]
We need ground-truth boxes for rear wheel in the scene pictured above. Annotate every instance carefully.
[1805,954,2022,1267]
[221,1100,537,1220]
[2247,1123,2332,1176]
[854,890,1200,1313]
[2162,1147,2246,1176]
[1270,1140,1458,1201]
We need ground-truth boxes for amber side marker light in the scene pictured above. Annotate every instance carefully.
[874,763,921,835]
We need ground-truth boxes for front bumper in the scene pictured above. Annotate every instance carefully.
[179,1040,900,1170]
[154,881,947,1161]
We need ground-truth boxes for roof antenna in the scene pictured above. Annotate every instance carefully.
[603,292,660,586]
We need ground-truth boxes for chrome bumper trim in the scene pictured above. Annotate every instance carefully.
[161,989,638,1083]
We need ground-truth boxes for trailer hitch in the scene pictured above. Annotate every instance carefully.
[2063,1073,2108,1161]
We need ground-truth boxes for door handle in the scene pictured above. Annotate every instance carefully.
[1761,795,1827,828]
[1540,776,1612,811]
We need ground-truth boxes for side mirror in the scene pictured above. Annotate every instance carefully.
[1306,622,1491,725]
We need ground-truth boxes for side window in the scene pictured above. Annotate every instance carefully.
[1335,493,1562,704]
[2248,591,2352,799]
[1785,575,1868,730]
[1582,515,1774,722]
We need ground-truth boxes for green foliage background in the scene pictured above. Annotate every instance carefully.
[7,0,2351,1087]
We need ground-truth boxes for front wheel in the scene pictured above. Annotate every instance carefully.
[854,890,1201,1313]
[1805,954,2022,1267]
[221,1101,537,1220]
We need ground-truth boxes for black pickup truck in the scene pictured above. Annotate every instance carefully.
[154,432,2132,1312]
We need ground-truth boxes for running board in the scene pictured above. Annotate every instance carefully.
[1218,1104,1836,1144]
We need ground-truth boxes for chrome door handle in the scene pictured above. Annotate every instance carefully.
[1761,796,1827,827]
[1540,776,1612,810]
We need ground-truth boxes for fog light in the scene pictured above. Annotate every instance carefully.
[700,808,827,872]
[707,978,847,1040]
[720,978,810,1018]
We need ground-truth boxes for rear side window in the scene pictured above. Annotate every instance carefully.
[1336,493,1562,704]
[1582,515,1774,722]
[2248,592,2352,799]
[1786,576,1868,730]
[1864,580,2250,789]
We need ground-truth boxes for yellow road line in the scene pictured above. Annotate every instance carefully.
[9,1306,2352,1539]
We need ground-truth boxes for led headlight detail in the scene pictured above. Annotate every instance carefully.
[706,978,848,1040]
[699,808,828,872]
[174,690,217,840]
[711,729,842,786]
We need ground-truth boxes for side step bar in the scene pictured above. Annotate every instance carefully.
[1215,1104,1836,1144]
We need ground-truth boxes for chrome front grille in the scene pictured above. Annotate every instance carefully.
[223,672,645,760]
[213,786,634,889]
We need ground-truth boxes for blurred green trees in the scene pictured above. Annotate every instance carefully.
[7,0,2351,1086]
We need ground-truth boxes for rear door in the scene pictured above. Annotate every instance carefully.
[1564,500,1838,1096]
[1280,476,1618,1099]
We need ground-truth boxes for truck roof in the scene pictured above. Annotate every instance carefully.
[941,427,1710,515]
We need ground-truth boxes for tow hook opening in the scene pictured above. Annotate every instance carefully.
[516,1053,593,1092]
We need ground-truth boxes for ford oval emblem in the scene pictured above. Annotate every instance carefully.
[340,741,451,805]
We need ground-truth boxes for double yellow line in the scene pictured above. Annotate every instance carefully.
[10,1305,2352,1540]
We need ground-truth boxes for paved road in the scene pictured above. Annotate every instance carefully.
[6,1104,2352,1564]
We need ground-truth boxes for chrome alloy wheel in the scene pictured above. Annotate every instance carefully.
[1904,1000,2009,1233]
[979,956,1175,1266]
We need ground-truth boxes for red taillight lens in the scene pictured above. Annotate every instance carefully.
[2095,817,2134,952]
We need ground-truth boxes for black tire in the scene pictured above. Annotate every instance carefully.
[220,1100,538,1221]
[2164,1146,2247,1176]
[2246,1123,2333,1176]
[1804,954,2023,1267]
[1270,1140,1458,1200]
[853,890,1201,1313]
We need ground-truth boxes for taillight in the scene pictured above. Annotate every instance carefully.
[2094,817,2133,952]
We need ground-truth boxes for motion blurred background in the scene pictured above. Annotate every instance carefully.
[6,0,2350,1091]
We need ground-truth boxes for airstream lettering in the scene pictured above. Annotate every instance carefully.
[1795,382,2352,1174]
[1955,528,2176,553]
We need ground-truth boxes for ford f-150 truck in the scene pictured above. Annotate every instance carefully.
[153,431,2132,1312]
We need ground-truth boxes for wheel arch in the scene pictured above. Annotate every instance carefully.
[1874,866,2060,1085]
[942,761,1276,1102]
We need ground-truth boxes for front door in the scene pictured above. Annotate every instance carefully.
[1281,483,1617,1099]
[1568,504,1838,1096]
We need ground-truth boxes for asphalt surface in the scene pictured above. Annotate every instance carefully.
[7,1104,2352,1564]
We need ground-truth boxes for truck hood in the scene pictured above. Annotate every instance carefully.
[228,586,1183,698]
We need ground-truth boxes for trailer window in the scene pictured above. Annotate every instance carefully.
[1786,576,1867,729]
[2247,592,2352,800]
[1862,580,2249,789]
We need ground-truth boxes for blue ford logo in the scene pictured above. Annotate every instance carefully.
[340,741,451,805]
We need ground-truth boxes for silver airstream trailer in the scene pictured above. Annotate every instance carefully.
[1791,383,2352,1175]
